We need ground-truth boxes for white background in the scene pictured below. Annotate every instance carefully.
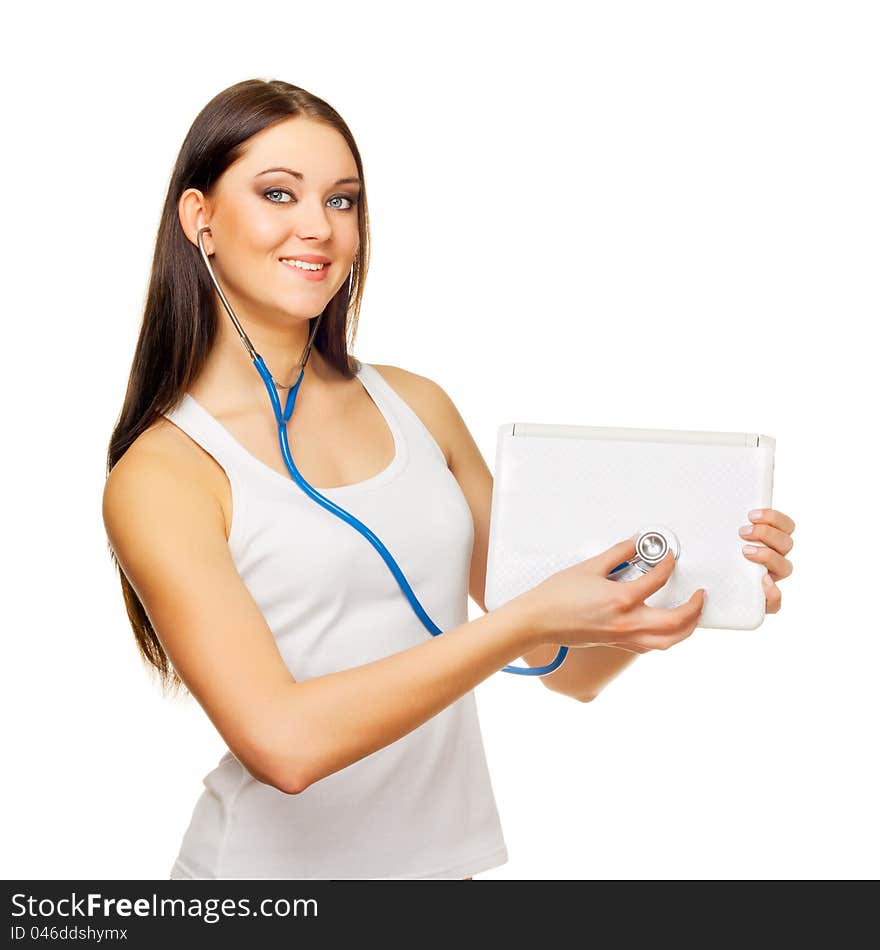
[3,0,877,880]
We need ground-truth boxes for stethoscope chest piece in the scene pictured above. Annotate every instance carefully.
[630,524,681,573]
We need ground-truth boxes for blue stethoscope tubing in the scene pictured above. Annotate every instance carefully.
[195,227,629,676]
[252,355,566,675]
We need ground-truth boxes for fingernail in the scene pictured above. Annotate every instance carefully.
[739,524,753,537]
[701,589,708,600]
[749,509,763,521]
[762,573,773,587]
[743,544,759,555]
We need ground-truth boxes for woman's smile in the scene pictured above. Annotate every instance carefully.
[279,257,331,282]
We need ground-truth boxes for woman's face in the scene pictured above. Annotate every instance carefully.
[198,117,361,323]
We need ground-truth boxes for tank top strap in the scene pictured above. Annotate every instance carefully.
[356,361,448,467]
[162,393,249,481]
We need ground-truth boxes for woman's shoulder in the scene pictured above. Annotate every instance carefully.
[114,412,207,479]
[367,361,447,405]
[106,411,227,525]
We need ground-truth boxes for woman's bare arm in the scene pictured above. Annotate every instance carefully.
[103,430,541,796]
[515,642,638,702]
[275,597,536,793]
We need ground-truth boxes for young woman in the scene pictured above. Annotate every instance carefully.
[103,79,796,880]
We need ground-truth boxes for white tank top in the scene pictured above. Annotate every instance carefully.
[161,359,508,879]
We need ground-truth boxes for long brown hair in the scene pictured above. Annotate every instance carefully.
[105,79,371,696]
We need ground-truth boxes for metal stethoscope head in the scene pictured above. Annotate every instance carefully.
[629,525,681,573]
[607,525,682,580]
[196,225,323,391]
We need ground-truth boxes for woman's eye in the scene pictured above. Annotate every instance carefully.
[263,189,358,210]
[328,195,357,210]
[264,188,292,203]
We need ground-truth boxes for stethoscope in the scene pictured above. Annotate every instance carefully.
[195,226,666,676]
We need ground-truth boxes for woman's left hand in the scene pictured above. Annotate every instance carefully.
[739,508,795,614]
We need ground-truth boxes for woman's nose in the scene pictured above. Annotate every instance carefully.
[293,196,333,241]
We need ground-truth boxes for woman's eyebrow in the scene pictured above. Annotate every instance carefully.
[255,166,361,187]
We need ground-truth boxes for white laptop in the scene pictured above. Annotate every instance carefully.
[484,423,776,630]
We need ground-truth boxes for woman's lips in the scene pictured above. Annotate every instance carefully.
[280,259,330,282]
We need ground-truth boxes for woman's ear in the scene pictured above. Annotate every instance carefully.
[178,187,214,253]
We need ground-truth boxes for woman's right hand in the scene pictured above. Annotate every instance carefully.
[514,538,706,654]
